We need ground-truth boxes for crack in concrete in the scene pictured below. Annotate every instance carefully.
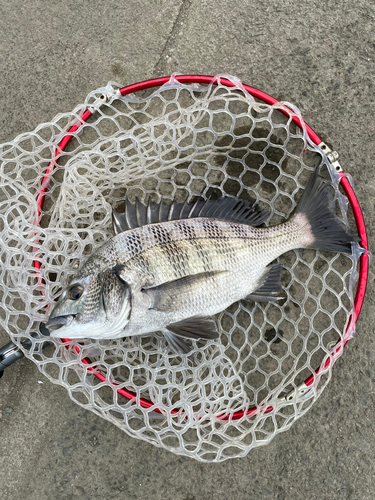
[153,0,191,76]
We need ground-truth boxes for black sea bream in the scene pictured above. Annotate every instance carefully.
[46,169,359,353]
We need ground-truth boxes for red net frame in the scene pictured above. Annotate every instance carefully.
[35,75,369,420]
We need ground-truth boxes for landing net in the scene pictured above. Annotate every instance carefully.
[0,75,368,462]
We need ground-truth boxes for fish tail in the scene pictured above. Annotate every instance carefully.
[291,168,360,254]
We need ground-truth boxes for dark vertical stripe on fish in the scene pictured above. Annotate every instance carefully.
[204,219,225,239]
[133,252,155,283]
[148,223,173,246]
[177,220,197,241]
[127,231,144,255]
[229,222,247,239]
[190,239,212,273]
[162,241,191,277]
[217,238,238,267]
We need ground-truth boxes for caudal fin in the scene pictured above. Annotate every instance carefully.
[293,168,360,254]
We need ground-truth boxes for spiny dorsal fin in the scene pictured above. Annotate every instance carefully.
[112,197,270,234]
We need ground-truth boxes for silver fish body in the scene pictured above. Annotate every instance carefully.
[46,170,358,351]
[94,215,308,336]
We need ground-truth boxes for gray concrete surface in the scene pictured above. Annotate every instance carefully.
[0,1,374,499]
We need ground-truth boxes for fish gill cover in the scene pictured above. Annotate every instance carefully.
[0,75,363,462]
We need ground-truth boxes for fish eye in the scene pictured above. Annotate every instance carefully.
[68,284,84,300]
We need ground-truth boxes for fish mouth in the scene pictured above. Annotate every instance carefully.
[45,315,75,333]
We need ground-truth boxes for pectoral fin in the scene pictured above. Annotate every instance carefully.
[245,263,282,302]
[142,271,226,312]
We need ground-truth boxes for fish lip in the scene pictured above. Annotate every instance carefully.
[45,315,75,333]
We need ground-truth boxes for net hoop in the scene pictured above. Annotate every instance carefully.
[33,75,369,422]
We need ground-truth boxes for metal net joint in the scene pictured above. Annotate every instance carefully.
[319,142,342,173]
[87,85,121,113]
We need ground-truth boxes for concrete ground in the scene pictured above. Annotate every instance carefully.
[0,1,374,499]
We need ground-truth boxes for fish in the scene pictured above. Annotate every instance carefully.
[45,168,359,353]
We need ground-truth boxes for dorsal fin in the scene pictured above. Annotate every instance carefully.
[112,197,270,234]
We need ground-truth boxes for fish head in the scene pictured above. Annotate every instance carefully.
[45,268,131,339]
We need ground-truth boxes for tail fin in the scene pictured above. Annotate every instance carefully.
[293,168,360,254]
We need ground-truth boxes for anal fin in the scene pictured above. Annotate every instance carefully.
[245,263,282,302]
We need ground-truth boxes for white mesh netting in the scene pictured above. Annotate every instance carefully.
[0,75,362,462]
